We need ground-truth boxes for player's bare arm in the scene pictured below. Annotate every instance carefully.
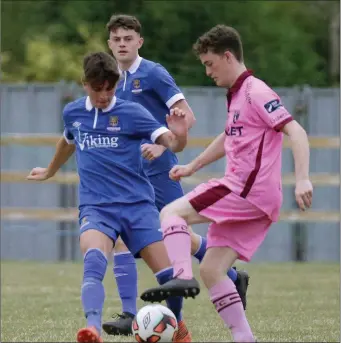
[26,136,75,181]
[169,131,225,181]
[141,100,196,161]
[155,108,188,152]
[281,120,313,211]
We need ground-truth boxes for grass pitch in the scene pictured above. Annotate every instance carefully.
[1,261,339,342]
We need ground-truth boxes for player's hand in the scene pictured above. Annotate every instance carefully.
[295,179,313,211]
[169,163,195,181]
[166,107,188,138]
[141,144,167,161]
[26,167,52,181]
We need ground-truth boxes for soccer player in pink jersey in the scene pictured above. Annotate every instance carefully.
[140,25,313,341]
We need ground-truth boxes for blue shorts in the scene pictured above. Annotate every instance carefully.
[149,171,184,211]
[79,202,162,257]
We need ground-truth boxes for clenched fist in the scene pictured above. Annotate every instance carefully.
[26,167,51,181]
[169,163,196,181]
[295,179,313,211]
[141,144,166,161]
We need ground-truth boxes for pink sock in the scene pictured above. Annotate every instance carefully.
[161,216,193,280]
[209,277,255,342]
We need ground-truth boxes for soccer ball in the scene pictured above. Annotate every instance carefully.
[132,304,178,342]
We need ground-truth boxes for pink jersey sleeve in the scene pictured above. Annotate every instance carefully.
[252,89,293,131]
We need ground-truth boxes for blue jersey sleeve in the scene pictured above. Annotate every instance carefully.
[132,104,169,142]
[149,65,185,109]
[62,104,75,144]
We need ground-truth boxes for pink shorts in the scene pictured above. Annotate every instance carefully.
[187,179,272,262]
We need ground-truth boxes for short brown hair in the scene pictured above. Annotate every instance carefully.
[193,25,244,62]
[83,52,120,90]
[106,14,141,34]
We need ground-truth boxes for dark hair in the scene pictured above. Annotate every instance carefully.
[193,25,244,62]
[83,52,120,90]
[106,14,142,34]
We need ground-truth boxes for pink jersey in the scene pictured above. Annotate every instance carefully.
[221,70,293,221]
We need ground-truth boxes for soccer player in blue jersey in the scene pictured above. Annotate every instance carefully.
[26,52,200,343]
[102,13,250,339]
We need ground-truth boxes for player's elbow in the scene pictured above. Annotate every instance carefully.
[171,144,185,153]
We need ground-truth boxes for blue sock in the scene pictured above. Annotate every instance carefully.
[227,266,238,282]
[193,235,207,263]
[156,267,183,322]
[81,248,107,334]
[113,252,138,316]
[194,236,238,282]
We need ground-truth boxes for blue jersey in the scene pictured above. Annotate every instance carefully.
[63,96,169,207]
[116,56,185,177]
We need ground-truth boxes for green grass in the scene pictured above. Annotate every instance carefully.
[1,261,339,342]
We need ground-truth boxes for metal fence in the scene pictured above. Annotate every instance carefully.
[0,83,339,262]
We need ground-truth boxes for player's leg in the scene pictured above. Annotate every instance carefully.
[139,241,193,342]
[151,173,241,280]
[113,239,138,318]
[151,173,205,261]
[151,173,207,262]
[102,237,137,336]
[140,195,209,302]
[140,180,257,304]
[200,246,255,342]
[153,172,250,308]
[146,173,195,341]
[120,202,196,342]
[189,226,249,309]
[199,200,272,343]
[77,209,117,343]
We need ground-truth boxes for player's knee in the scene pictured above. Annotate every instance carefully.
[200,260,224,288]
[199,262,213,286]
[80,229,114,256]
[159,204,173,221]
[159,202,185,222]
[83,248,107,281]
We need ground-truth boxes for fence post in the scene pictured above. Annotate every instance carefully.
[291,85,312,262]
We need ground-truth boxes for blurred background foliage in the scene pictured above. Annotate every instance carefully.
[1,0,340,86]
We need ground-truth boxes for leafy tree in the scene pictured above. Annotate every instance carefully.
[1,0,338,87]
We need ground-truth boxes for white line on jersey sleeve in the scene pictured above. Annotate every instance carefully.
[150,127,170,143]
[166,93,185,109]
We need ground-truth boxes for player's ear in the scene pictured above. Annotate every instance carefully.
[224,50,232,63]
[138,36,144,49]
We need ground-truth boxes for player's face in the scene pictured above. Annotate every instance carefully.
[199,51,234,87]
[83,81,116,109]
[108,28,143,64]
